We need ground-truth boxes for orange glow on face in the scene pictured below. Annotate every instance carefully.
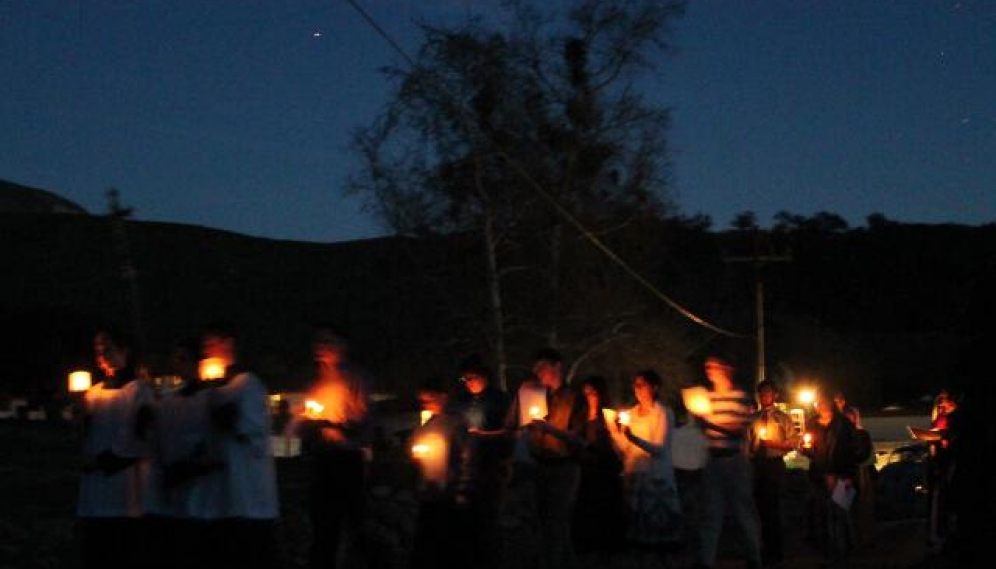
[68,371,92,392]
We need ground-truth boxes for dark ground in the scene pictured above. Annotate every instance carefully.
[0,422,949,569]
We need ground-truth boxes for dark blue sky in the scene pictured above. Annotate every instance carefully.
[2,0,993,242]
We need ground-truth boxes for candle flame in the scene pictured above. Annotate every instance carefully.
[420,410,433,426]
[802,432,813,448]
[68,371,92,393]
[529,406,542,419]
[618,411,631,426]
[411,443,432,458]
[759,427,769,440]
[199,358,226,381]
[798,389,816,405]
[305,400,325,418]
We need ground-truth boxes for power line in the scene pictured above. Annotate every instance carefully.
[340,0,746,338]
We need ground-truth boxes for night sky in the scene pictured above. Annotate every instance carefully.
[2,0,993,243]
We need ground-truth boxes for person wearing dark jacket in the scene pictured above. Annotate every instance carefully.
[447,355,512,569]
[802,393,860,567]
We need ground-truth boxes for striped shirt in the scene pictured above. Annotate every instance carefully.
[701,388,754,454]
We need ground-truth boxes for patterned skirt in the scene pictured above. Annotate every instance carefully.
[625,471,683,545]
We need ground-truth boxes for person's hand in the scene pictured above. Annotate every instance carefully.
[527,419,548,432]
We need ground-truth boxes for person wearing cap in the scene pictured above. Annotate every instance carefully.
[449,355,512,569]
[409,376,471,569]
[748,381,797,567]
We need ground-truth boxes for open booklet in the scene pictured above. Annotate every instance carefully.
[907,426,942,441]
[831,478,857,510]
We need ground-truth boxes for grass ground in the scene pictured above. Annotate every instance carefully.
[1,422,944,569]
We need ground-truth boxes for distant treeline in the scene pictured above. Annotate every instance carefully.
[1,212,993,408]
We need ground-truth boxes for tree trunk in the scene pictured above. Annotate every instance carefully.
[483,213,507,390]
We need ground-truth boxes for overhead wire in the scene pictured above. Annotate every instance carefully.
[340,0,746,338]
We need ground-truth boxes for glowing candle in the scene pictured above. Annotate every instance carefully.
[802,432,813,449]
[682,387,713,416]
[305,400,325,418]
[798,389,816,405]
[518,383,548,425]
[198,358,226,381]
[602,408,617,424]
[420,410,433,426]
[411,432,448,486]
[758,426,769,440]
[68,371,92,393]
[618,410,631,426]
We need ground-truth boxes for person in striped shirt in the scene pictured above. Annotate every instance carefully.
[691,355,762,569]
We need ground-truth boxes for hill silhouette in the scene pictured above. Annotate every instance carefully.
[0,179,88,215]
[1,208,993,408]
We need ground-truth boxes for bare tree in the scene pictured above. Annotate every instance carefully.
[350,0,686,387]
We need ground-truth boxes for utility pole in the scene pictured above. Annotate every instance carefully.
[106,189,145,356]
[725,232,790,385]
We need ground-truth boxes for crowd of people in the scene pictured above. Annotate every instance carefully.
[74,324,967,569]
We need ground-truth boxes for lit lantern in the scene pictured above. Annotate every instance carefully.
[198,358,226,381]
[68,371,92,393]
[618,410,632,426]
[802,432,813,449]
[304,400,325,418]
[602,408,618,424]
[411,432,448,486]
[797,388,816,406]
[420,410,433,426]
[518,383,548,425]
[682,387,713,416]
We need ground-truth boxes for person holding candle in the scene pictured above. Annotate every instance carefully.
[573,375,625,561]
[410,375,471,569]
[691,353,762,569]
[608,369,682,563]
[449,355,512,569]
[748,381,797,567]
[801,390,860,568]
[506,348,586,569]
[77,328,154,569]
[200,322,280,567]
[295,327,372,569]
[926,388,961,551]
[148,338,226,567]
